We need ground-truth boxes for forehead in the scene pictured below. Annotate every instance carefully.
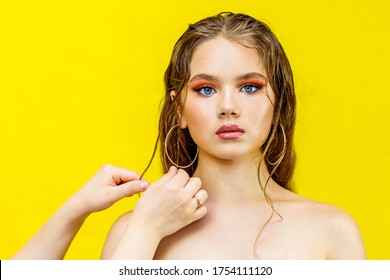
[189,37,266,79]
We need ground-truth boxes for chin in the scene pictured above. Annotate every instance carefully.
[199,143,262,160]
[210,149,261,161]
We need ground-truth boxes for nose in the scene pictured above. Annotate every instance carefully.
[217,89,240,118]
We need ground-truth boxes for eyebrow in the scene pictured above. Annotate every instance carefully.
[188,72,268,83]
[235,72,267,81]
[188,73,219,83]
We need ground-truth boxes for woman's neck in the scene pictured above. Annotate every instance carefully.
[193,151,277,205]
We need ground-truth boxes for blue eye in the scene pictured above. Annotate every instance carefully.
[196,86,216,96]
[240,85,259,94]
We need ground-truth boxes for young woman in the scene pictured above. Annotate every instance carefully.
[101,12,366,259]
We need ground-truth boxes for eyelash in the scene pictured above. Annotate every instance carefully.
[193,83,265,96]
[240,83,265,94]
[194,86,216,96]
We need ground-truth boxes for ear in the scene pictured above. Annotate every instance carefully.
[170,90,188,129]
[169,90,176,102]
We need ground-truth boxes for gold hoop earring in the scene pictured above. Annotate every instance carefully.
[164,124,199,169]
[266,123,286,166]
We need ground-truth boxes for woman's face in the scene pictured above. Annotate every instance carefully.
[178,36,275,161]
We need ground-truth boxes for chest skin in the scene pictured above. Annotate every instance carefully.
[153,200,326,260]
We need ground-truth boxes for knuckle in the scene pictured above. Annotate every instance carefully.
[190,177,202,185]
[177,193,190,207]
[166,181,179,192]
[177,169,190,179]
[101,163,113,172]
[178,198,188,207]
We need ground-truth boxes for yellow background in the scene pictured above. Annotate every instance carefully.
[1,0,389,259]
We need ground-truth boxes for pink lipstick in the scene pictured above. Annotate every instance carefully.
[216,124,245,140]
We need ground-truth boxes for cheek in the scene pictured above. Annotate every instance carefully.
[245,99,274,138]
[181,100,214,145]
[263,105,274,125]
[182,101,210,129]
[246,96,274,122]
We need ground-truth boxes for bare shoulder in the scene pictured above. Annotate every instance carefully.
[278,189,366,259]
[314,201,366,259]
[100,211,132,259]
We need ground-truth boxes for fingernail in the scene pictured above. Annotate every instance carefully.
[139,180,149,190]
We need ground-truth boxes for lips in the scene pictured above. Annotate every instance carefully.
[216,124,245,140]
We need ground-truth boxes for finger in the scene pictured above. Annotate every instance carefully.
[191,189,207,209]
[104,165,141,185]
[149,166,178,189]
[183,177,202,197]
[194,189,208,204]
[193,205,207,221]
[163,168,190,190]
[112,180,149,199]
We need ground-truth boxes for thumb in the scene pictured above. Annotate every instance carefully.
[113,180,149,199]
